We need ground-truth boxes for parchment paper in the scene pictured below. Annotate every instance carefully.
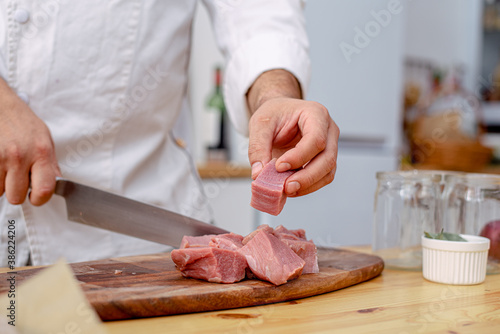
[0,259,107,334]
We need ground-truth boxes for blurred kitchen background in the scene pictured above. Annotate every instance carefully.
[186,0,500,246]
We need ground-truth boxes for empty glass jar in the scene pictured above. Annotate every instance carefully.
[373,171,442,270]
[442,173,500,274]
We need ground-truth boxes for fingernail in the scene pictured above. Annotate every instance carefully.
[277,162,291,172]
[286,181,300,194]
[251,162,263,179]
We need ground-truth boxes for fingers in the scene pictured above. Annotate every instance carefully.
[285,119,339,197]
[248,113,276,179]
[275,102,330,172]
[0,169,4,198]
[248,97,340,197]
[4,148,30,204]
[287,164,337,197]
[29,138,59,206]
[29,159,58,206]
[2,144,58,206]
[0,121,59,205]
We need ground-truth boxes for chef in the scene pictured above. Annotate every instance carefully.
[0,0,339,266]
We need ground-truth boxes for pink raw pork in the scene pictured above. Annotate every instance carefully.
[273,225,307,241]
[279,239,319,274]
[239,230,305,285]
[209,233,244,250]
[171,247,247,283]
[242,224,274,245]
[180,234,216,249]
[251,159,296,215]
[273,225,319,274]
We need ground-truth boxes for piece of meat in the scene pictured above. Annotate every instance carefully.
[209,233,244,250]
[239,230,305,285]
[289,228,307,240]
[273,225,307,241]
[242,224,274,245]
[171,247,247,284]
[172,225,319,285]
[279,239,319,274]
[273,225,318,274]
[250,159,296,216]
[180,234,216,249]
[290,229,307,240]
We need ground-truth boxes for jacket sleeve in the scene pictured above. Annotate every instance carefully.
[201,0,311,136]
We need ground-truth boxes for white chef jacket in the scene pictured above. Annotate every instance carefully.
[0,0,310,266]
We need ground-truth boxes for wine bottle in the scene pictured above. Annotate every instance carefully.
[206,66,228,161]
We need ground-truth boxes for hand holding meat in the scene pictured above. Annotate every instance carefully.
[247,75,339,198]
[0,79,60,206]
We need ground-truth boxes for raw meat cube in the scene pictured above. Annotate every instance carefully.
[273,225,318,273]
[242,224,274,245]
[290,229,307,240]
[171,247,247,284]
[180,235,216,249]
[239,230,305,285]
[209,233,244,250]
[172,225,319,285]
[250,159,295,216]
[279,239,319,274]
[273,225,307,241]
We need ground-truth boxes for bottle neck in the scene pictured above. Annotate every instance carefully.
[215,68,221,90]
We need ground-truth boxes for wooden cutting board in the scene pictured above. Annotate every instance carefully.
[0,248,383,320]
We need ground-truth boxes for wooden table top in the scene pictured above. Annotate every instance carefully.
[3,247,500,333]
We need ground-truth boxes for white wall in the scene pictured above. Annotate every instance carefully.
[188,4,222,163]
[305,0,406,152]
[403,0,483,92]
[188,1,487,244]
[189,4,254,234]
[189,1,486,161]
[188,3,249,165]
[256,0,407,246]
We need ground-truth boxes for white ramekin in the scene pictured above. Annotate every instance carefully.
[421,234,490,285]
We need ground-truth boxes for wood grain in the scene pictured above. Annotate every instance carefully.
[102,247,500,334]
[0,248,382,321]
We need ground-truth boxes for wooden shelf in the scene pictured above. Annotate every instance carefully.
[197,162,252,179]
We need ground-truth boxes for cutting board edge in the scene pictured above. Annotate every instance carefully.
[94,257,385,320]
[0,248,385,321]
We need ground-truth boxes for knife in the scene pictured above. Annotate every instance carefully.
[54,178,228,248]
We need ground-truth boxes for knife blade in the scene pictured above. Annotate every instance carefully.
[54,178,228,248]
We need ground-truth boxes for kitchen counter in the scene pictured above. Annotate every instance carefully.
[103,247,500,333]
[3,247,500,333]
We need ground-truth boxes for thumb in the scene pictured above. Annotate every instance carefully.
[248,114,275,179]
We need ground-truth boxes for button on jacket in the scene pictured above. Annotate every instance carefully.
[0,0,310,266]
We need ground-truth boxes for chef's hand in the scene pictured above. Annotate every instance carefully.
[0,78,60,206]
[247,69,339,197]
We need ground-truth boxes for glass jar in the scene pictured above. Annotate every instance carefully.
[372,170,442,270]
[442,173,500,274]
